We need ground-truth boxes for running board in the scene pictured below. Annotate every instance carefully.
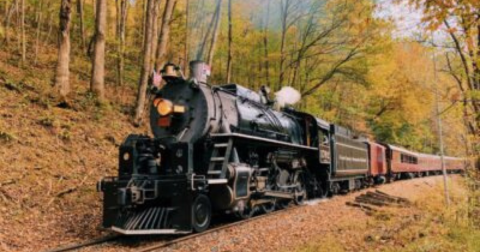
[263,190,294,199]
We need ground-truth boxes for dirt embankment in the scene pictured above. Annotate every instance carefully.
[0,50,149,252]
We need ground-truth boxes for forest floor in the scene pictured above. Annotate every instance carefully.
[0,48,148,251]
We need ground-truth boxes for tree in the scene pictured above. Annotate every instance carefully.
[262,0,271,87]
[20,0,25,63]
[116,0,128,86]
[76,0,86,49]
[54,0,72,102]
[34,0,43,64]
[149,0,160,73]
[183,0,189,71]
[226,0,233,83]
[287,0,374,98]
[90,0,107,101]
[3,0,15,45]
[408,0,479,167]
[278,0,301,89]
[155,0,177,72]
[197,0,222,65]
[134,0,155,125]
[207,0,222,66]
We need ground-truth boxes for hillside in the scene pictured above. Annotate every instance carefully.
[0,0,478,250]
[0,49,148,251]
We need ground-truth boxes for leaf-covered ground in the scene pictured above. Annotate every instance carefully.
[0,50,149,252]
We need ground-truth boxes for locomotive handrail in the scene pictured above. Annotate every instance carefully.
[210,133,318,151]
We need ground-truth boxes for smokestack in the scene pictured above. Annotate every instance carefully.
[189,60,211,84]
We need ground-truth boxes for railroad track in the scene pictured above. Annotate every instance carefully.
[44,234,121,252]
[43,205,303,252]
[133,205,303,252]
[42,176,442,252]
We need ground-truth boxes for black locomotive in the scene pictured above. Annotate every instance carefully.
[97,61,372,234]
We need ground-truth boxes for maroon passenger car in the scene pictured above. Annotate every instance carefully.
[366,141,387,183]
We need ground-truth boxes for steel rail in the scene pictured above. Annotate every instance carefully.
[43,234,121,252]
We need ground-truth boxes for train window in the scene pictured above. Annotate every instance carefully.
[401,154,418,164]
[318,131,329,146]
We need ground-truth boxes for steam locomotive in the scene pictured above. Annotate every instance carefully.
[97,61,465,235]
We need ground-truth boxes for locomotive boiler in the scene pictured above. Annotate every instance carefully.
[98,61,329,234]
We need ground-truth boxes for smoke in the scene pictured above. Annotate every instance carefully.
[275,86,301,108]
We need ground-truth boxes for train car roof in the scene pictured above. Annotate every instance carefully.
[315,118,330,130]
[366,141,386,148]
[330,124,351,136]
[417,153,439,158]
[386,144,419,156]
[417,153,464,160]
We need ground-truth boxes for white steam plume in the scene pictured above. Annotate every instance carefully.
[275,86,301,108]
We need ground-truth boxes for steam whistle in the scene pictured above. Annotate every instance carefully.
[260,85,274,106]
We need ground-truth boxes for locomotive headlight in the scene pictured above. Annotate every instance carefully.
[153,98,186,117]
[154,98,174,116]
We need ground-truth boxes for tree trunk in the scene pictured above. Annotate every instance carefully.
[278,0,290,90]
[76,0,86,49]
[150,0,160,72]
[1,1,7,36]
[207,0,222,67]
[34,12,42,64]
[134,0,155,125]
[226,0,232,83]
[141,0,147,46]
[154,0,177,71]
[115,0,120,37]
[116,0,128,86]
[20,0,25,63]
[46,8,54,43]
[3,1,16,45]
[54,0,72,101]
[262,0,271,87]
[33,0,43,64]
[4,1,8,18]
[90,0,107,101]
[15,0,19,50]
[197,0,220,61]
[183,0,189,71]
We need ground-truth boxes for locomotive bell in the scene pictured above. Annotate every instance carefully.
[161,63,179,82]
[189,60,210,84]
